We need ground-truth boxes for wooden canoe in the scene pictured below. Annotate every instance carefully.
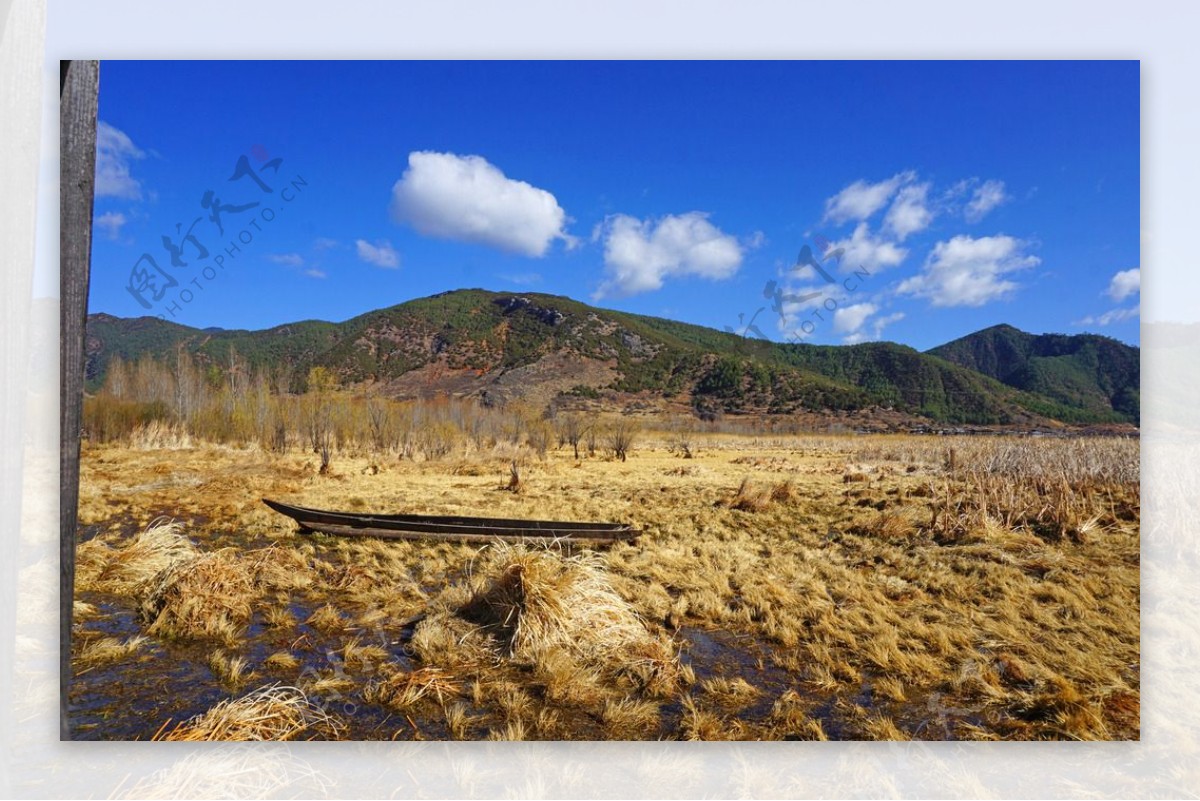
[261,498,640,544]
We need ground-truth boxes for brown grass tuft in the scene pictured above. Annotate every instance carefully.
[139,549,256,643]
[363,666,461,710]
[76,518,198,595]
[155,684,342,741]
[452,543,681,690]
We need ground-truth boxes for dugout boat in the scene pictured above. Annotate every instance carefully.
[262,498,640,545]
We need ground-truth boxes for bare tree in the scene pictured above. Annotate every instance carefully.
[585,413,599,457]
[605,418,638,462]
[557,412,590,460]
[366,397,392,454]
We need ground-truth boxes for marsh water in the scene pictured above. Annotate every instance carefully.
[71,518,991,741]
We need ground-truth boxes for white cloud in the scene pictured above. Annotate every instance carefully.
[896,234,1039,307]
[266,253,304,267]
[833,303,877,335]
[94,211,127,240]
[1076,306,1139,326]
[313,237,338,251]
[390,151,572,257]
[832,303,907,344]
[593,212,743,299]
[823,223,908,273]
[883,183,933,241]
[304,268,327,279]
[823,171,914,225]
[1107,267,1140,301]
[95,122,145,199]
[745,230,767,249]
[356,239,400,269]
[843,312,905,345]
[964,179,1009,223]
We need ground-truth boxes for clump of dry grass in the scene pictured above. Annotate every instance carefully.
[304,604,347,634]
[264,650,299,670]
[208,650,253,688]
[450,543,681,692]
[700,676,760,708]
[363,666,461,710]
[678,695,727,740]
[75,518,198,595]
[727,477,794,512]
[75,635,148,670]
[155,684,342,741]
[139,549,256,643]
[600,696,661,736]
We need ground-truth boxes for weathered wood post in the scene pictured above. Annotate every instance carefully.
[60,59,99,741]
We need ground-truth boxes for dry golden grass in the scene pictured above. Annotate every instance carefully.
[154,684,342,741]
[363,666,461,710]
[74,635,147,670]
[700,676,760,709]
[139,549,257,643]
[208,650,253,688]
[76,430,1139,741]
[451,543,682,691]
[75,518,198,594]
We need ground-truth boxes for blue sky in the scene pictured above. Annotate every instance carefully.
[88,60,1140,349]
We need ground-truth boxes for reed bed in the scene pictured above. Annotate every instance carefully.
[75,431,1139,741]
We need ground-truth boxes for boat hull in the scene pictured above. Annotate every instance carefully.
[262,498,639,544]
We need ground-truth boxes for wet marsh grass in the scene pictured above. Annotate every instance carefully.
[73,432,1139,740]
[154,684,342,741]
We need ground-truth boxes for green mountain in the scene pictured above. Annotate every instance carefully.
[926,324,1140,423]
[83,290,1139,426]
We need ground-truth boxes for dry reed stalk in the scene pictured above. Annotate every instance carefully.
[139,549,256,642]
[364,666,461,710]
[155,684,342,741]
[453,543,681,690]
[75,518,198,595]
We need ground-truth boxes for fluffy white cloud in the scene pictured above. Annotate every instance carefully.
[266,253,304,267]
[95,122,144,199]
[593,212,743,299]
[884,183,933,241]
[1077,306,1139,326]
[94,211,126,240]
[896,234,1039,307]
[823,171,914,224]
[390,151,572,257]
[1107,267,1140,301]
[304,268,327,279]
[824,223,908,273]
[833,302,877,335]
[356,239,400,269]
[964,180,1009,223]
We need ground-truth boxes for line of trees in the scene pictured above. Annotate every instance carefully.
[83,350,644,466]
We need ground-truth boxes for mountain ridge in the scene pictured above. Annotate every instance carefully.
[84,289,1140,427]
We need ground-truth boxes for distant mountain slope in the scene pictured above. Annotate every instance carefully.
[83,290,1139,426]
[926,324,1140,423]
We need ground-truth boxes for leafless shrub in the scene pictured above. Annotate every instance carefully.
[605,419,639,462]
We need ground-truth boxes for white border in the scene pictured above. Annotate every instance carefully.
[4,1,1196,797]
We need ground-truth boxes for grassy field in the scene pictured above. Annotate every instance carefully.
[71,427,1139,741]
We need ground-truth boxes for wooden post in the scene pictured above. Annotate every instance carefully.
[60,59,99,741]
